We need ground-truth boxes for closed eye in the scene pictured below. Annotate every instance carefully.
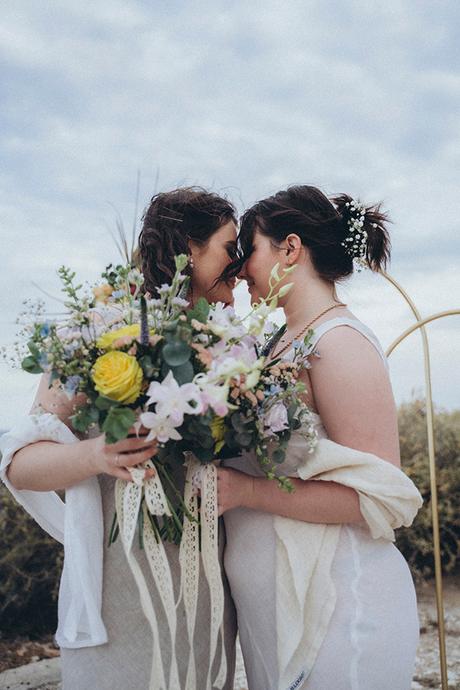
[225,241,238,260]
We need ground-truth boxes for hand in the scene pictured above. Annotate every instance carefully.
[216,467,254,516]
[86,426,158,481]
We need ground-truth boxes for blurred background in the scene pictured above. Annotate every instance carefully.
[0,1,459,686]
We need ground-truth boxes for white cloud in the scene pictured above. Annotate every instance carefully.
[0,0,459,428]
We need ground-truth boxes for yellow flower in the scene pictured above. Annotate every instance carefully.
[92,351,143,404]
[93,284,114,303]
[210,415,226,454]
[97,324,142,350]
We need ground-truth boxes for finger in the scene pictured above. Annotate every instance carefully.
[110,436,158,454]
[110,467,133,481]
[127,424,150,436]
[115,447,159,467]
[116,444,159,462]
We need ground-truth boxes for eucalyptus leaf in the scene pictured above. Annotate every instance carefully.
[21,356,43,374]
[169,360,194,384]
[162,340,191,367]
[272,448,286,464]
[102,407,136,443]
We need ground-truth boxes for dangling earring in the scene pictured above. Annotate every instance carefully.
[189,256,195,269]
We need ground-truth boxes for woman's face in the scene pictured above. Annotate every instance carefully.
[189,219,238,305]
[238,228,285,304]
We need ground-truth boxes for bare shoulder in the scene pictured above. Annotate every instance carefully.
[308,324,400,466]
[310,323,387,377]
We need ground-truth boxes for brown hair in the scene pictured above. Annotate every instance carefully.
[138,187,237,294]
[239,185,391,281]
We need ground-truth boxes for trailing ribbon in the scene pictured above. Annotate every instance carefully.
[115,454,227,690]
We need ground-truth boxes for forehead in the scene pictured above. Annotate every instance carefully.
[217,219,238,241]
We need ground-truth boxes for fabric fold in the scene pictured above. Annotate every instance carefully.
[274,435,423,689]
[0,413,108,647]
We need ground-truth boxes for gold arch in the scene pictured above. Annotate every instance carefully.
[382,270,460,690]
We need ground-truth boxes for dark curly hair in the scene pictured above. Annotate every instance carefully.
[138,187,238,295]
[239,185,391,281]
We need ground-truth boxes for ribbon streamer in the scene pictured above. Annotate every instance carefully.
[115,455,227,690]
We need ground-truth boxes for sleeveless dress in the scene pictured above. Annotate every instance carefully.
[60,470,237,689]
[223,317,420,690]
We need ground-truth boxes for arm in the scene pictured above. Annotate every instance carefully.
[7,374,157,492]
[217,326,400,522]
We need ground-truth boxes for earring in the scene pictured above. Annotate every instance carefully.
[189,256,194,269]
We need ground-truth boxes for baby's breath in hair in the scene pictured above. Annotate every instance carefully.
[341,199,377,271]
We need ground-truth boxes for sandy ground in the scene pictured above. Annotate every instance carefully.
[1,576,459,690]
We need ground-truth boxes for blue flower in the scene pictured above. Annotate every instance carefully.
[38,352,50,369]
[40,322,51,337]
[64,376,81,397]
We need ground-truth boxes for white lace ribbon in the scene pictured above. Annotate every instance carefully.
[179,453,201,690]
[116,454,227,690]
[200,461,227,690]
[115,465,181,690]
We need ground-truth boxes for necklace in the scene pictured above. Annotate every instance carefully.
[270,302,347,360]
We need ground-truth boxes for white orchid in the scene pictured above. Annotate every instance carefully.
[194,375,231,416]
[140,411,183,443]
[145,370,203,426]
[207,302,246,340]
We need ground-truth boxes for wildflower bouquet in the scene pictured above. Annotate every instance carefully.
[14,255,317,539]
[8,254,319,689]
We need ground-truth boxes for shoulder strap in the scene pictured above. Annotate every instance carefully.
[309,317,388,369]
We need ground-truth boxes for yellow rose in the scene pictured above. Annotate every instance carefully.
[210,415,226,454]
[92,351,143,404]
[97,324,142,350]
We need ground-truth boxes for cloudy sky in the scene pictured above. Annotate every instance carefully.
[1,0,459,429]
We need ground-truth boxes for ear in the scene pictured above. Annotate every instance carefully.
[284,233,303,264]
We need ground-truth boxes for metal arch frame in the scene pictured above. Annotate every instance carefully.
[381,270,460,690]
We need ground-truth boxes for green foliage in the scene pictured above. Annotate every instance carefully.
[102,406,137,443]
[396,400,460,581]
[0,483,63,637]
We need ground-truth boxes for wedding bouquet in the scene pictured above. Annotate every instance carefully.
[12,256,317,545]
[7,254,319,689]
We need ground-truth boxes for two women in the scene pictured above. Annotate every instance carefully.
[1,185,421,689]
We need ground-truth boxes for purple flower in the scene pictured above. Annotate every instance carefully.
[264,402,289,435]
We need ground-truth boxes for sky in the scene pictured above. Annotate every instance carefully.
[0,0,459,429]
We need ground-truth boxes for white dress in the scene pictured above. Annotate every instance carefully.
[223,318,420,690]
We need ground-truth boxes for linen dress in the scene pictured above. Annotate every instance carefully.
[223,317,420,690]
[60,469,237,690]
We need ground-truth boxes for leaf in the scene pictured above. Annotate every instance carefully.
[230,413,250,432]
[187,297,210,324]
[102,407,136,443]
[21,356,43,374]
[70,405,100,434]
[272,448,286,464]
[95,395,119,410]
[139,355,156,378]
[162,340,191,367]
[235,431,253,447]
[27,341,40,358]
[170,361,195,385]
[191,446,214,463]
